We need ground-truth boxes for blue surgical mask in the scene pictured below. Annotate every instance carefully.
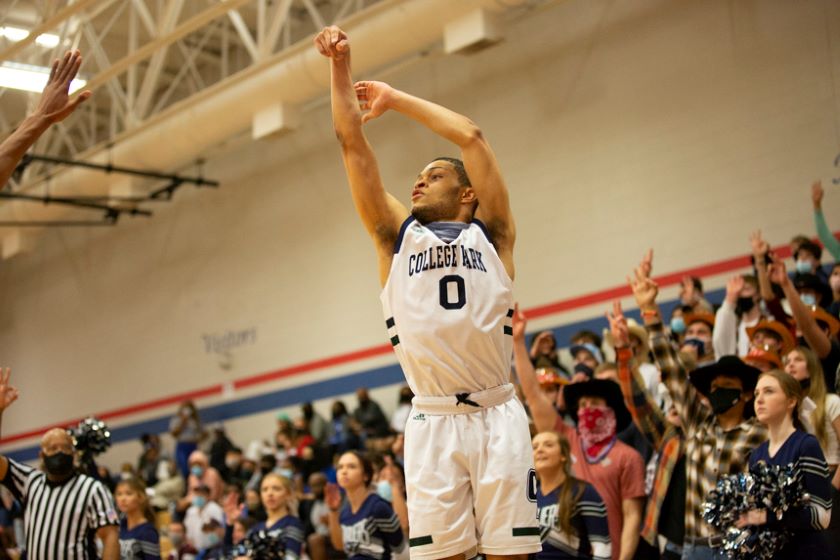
[205,532,221,547]
[278,468,294,479]
[376,480,393,502]
[795,259,813,274]
[191,465,204,478]
[192,496,207,508]
[670,317,686,334]
[800,293,817,307]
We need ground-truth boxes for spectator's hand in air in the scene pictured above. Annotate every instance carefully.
[354,81,395,124]
[35,50,91,123]
[724,275,745,305]
[812,180,824,210]
[749,230,770,259]
[222,490,244,522]
[606,301,630,349]
[638,248,654,280]
[768,261,790,288]
[314,26,350,60]
[629,266,659,311]
[511,303,528,342]
[0,368,18,412]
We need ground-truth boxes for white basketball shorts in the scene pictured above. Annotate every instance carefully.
[403,383,541,559]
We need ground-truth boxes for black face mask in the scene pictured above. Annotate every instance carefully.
[799,378,811,392]
[43,452,75,478]
[735,296,756,315]
[707,387,742,415]
[573,363,594,379]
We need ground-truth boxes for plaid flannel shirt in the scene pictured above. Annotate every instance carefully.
[616,346,684,546]
[646,320,766,539]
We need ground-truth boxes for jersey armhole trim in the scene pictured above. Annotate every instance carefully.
[472,218,494,245]
[393,216,415,254]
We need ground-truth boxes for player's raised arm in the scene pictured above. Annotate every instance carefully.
[356,81,515,275]
[0,50,91,188]
[314,27,408,279]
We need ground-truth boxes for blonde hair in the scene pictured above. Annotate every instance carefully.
[260,472,299,516]
[786,347,829,450]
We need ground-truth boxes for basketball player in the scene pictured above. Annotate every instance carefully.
[315,26,540,560]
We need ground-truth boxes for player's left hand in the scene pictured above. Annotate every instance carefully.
[511,303,527,341]
[314,26,350,60]
[35,50,91,123]
[354,81,395,124]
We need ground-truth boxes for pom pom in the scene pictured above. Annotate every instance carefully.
[241,529,286,560]
[68,417,112,456]
[701,461,807,559]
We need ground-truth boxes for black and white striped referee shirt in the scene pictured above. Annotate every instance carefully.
[2,458,118,560]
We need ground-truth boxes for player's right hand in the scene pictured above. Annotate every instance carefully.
[314,26,349,60]
[0,368,18,412]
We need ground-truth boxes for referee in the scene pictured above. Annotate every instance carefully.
[0,369,119,559]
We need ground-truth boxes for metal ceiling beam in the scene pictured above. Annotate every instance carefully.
[0,0,103,62]
[81,0,251,93]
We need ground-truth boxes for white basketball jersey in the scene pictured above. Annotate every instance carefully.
[380,217,514,397]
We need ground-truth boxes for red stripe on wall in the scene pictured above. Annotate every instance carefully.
[0,239,809,446]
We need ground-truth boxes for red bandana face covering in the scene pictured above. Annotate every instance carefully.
[577,405,617,462]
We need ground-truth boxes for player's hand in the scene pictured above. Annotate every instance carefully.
[354,81,395,124]
[812,180,824,210]
[325,483,342,511]
[0,368,19,412]
[606,301,630,349]
[34,50,91,123]
[314,26,350,60]
[724,275,745,305]
[628,268,659,311]
[749,230,770,259]
[511,303,527,342]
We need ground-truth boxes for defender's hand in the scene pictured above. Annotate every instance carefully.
[35,50,91,123]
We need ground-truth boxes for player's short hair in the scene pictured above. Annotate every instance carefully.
[431,157,471,188]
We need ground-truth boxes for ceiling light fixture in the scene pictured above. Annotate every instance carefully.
[0,62,86,93]
[0,26,60,48]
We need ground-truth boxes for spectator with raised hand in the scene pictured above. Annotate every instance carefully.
[0,50,91,187]
[807,182,837,261]
[170,401,206,480]
[713,274,764,358]
[629,251,766,560]
[768,261,840,390]
[513,307,645,560]
[607,302,686,560]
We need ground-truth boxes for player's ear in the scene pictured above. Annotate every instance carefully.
[460,186,477,205]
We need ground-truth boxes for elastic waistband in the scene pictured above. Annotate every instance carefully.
[411,384,515,415]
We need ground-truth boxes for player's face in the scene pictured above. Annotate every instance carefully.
[410,161,464,223]
[115,485,142,514]
[336,453,366,490]
[260,475,290,512]
[531,432,563,473]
